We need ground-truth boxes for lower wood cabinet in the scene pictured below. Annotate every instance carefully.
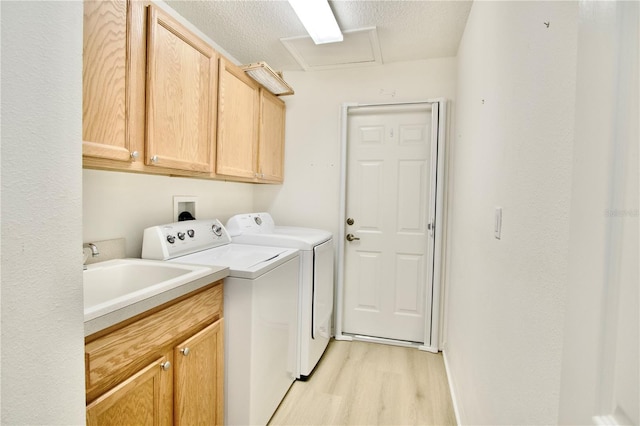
[173,320,224,425]
[86,355,173,425]
[85,282,224,425]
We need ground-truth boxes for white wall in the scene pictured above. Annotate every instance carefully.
[254,58,457,238]
[558,1,639,424]
[84,170,254,257]
[1,2,86,423]
[444,2,577,424]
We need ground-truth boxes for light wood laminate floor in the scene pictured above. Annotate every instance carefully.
[269,340,457,425]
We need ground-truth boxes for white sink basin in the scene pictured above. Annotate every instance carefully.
[83,258,218,323]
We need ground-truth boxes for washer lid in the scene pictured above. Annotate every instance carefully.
[226,212,333,249]
[231,226,332,250]
[168,244,298,279]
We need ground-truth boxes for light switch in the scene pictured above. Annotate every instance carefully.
[495,207,502,240]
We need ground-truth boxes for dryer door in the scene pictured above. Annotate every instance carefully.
[313,239,334,338]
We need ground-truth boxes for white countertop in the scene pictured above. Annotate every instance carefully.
[84,264,228,337]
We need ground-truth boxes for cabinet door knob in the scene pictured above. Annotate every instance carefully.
[180,347,190,356]
[160,361,171,371]
[151,155,159,163]
[130,151,140,161]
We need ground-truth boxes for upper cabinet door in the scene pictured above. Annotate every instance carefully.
[216,58,260,179]
[145,5,217,173]
[82,0,132,162]
[258,90,286,182]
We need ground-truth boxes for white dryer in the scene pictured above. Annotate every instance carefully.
[141,219,299,426]
[226,212,334,379]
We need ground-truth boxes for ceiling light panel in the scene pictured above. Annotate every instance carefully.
[287,0,343,44]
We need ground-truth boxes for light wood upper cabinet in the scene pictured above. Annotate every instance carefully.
[145,5,218,173]
[217,59,287,183]
[83,1,288,183]
[83,0,147,167]
[258,90,286,182]
[216,58,260,179]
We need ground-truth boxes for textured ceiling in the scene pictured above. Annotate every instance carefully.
[165,0,473,72]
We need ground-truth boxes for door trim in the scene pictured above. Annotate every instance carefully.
[335,99,448,352]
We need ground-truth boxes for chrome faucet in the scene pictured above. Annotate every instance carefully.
[83,243,99,270]
[85,243,100,257]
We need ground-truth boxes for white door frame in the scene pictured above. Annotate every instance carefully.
[335,99,448,353]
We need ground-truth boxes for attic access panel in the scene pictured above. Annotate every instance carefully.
[281,27,382,71]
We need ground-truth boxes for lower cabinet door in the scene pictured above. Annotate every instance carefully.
[173,319,224,426]
[86,356,173,426]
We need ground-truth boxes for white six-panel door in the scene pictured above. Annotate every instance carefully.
[342,103,438,343]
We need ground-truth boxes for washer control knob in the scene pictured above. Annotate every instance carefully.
[211,224,222,237]
[187,229,195,238]
[166,235,176,244]
[177,231,186,240]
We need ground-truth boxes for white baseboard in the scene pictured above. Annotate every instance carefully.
[593,413,631,426]
[442,350,461,425]
[593,416,618,425]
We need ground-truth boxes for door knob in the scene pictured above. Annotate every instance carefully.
[346,218,355,225]
[346,233,360,242]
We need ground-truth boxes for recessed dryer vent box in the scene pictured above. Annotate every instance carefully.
[173,196,197,221]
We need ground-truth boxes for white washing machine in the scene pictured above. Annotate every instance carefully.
[141,219,299,426]
[226,212,333,379]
